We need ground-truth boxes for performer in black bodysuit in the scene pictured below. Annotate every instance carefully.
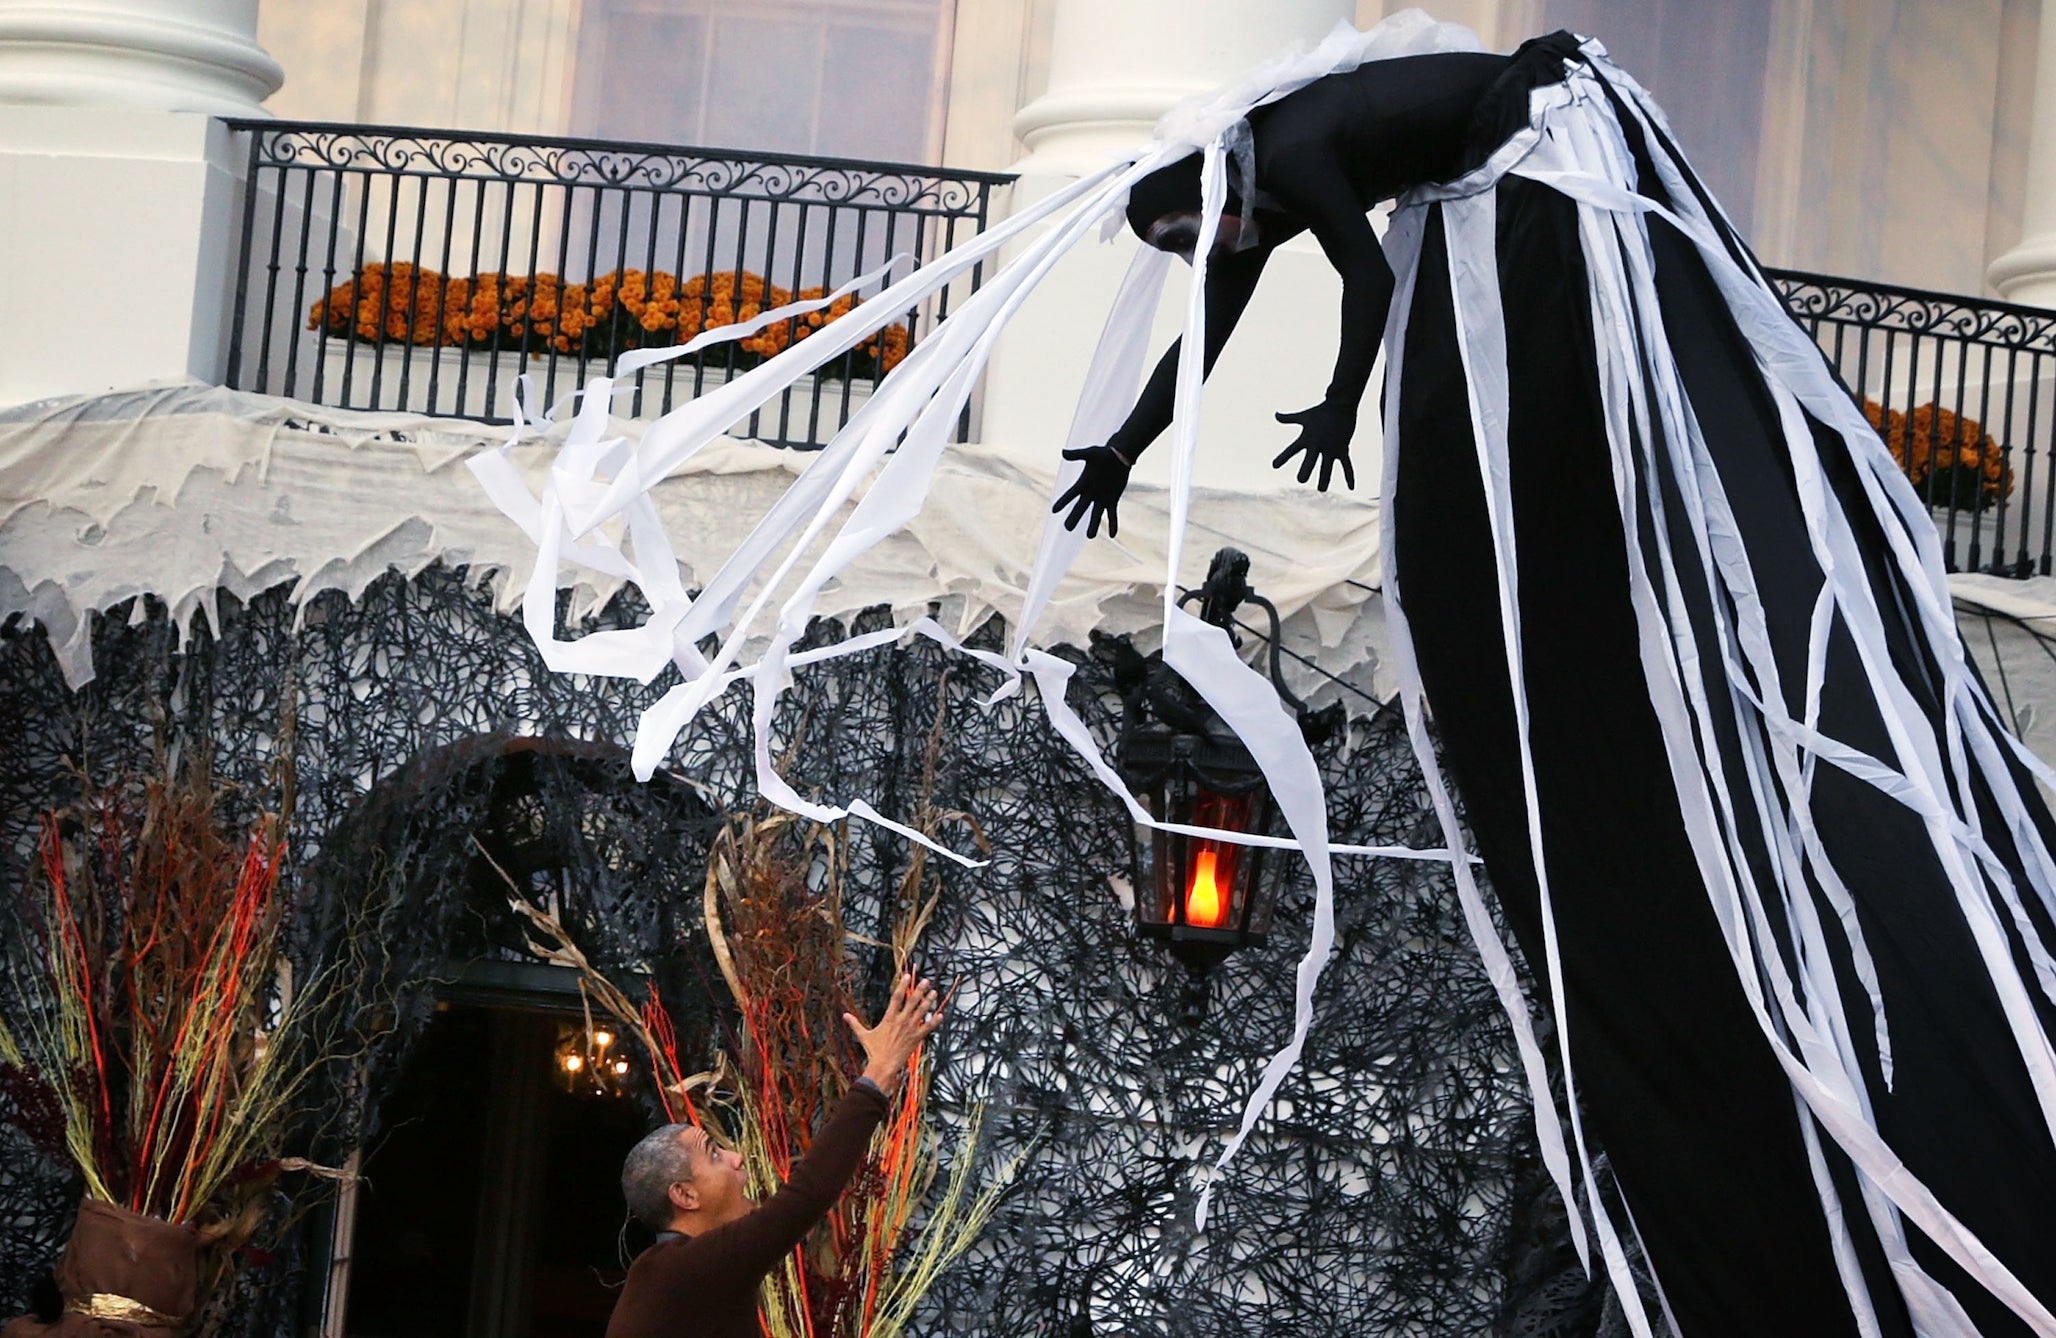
[1055,46,1507,536]
[1058,33,2056,1337]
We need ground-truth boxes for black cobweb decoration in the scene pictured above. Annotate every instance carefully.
[0,561,1658,1336]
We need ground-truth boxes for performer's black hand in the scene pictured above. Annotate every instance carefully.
[1052,444,1132,538]
[1272,402,1357,492]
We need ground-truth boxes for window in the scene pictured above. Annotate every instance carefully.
[572,0,955,164]
[1544,0,1774,233]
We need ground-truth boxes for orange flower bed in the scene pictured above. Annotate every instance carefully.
[1863,398,2012,511]
[309,263,910,378]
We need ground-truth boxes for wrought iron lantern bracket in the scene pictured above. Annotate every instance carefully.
[1102,547,1340,1024]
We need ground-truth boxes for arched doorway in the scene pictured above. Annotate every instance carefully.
[303,737,724,1338]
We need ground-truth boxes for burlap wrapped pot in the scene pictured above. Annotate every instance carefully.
[2,1198,199,1337]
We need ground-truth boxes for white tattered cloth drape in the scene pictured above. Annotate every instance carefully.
[472,15,2056,1332]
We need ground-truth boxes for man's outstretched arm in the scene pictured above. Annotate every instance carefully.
[687,974,943,1280]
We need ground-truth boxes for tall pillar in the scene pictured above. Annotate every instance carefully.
[979,0,1375,503]
[0,1,278,405]
[1990,0,2056,304]
[0,0,281,116]
[1011,0,1352,179]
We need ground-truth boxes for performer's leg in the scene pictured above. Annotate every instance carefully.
[1652,212,2056,1335]
[1392,195,1884,1335]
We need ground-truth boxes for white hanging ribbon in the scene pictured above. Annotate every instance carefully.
[1143,142,1351,1232]
[1376,196,1596,1276]
[1438,177,1657,1335]
[466,27,2056,1324]
[1526,50,2055,1333]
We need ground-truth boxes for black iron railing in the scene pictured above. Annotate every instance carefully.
[222,121,1013,448]
[1769,268,2056,577]
[216,131,2056,573]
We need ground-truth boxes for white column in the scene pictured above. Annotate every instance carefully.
[0,0,282,116]
[979,0,1377,504]
[1012,0,1352,179]
[1990,0,2056,303]
[0,0,274,405]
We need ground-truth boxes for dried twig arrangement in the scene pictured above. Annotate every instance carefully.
[502,704,1023,1337]
[0,745,343,1323]
[704,705,1020,1338]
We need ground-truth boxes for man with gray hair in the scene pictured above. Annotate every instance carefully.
[604,972,943,1338]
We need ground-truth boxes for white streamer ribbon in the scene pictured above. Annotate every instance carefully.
[465,24,2056,1330]
[1426,46,2056,1333]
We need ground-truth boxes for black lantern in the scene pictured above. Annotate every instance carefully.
[1106,548,1341,1025]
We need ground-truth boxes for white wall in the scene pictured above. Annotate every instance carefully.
[938,0,1052,171]
[1545,0,1776,233]
[1756,0,2022,296]
[569,0,954,163]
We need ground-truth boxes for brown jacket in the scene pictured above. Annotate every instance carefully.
[604,1082,889,1338]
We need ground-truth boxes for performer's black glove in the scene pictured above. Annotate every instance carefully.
[1053,443,1133,538]
[1273,401,1358,492]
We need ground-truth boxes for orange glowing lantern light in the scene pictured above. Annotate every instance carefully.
[1185,847,1227,928]
[555,1021,636,1096]
[1108,548,1340,1025]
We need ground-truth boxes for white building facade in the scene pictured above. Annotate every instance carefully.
[9,5,2056,1336]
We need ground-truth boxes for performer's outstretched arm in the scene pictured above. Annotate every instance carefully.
[1262,143,1393,493]
[1053,243,1271,537]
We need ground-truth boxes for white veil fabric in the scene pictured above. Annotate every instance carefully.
[469,3,1494,1237]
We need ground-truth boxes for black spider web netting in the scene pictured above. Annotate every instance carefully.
[0,562,1655,1336]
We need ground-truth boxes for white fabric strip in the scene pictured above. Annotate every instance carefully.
[1376,196,1594,1274]
[465,252,919,683]
[1151,143,1351,1230]
[1438,179,1657,1335]
[1002,243,1174,671]
[466,19,1487,972]
[1495,48,2056,1332]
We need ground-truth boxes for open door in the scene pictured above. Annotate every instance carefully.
[331,1000,653,1338]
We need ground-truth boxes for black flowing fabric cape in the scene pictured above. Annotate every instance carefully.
[1385,37,2056,1336]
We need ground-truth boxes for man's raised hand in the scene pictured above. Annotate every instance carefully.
[844,973,944,1095]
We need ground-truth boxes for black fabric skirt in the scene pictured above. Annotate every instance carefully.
[1385,35,2056,1336]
